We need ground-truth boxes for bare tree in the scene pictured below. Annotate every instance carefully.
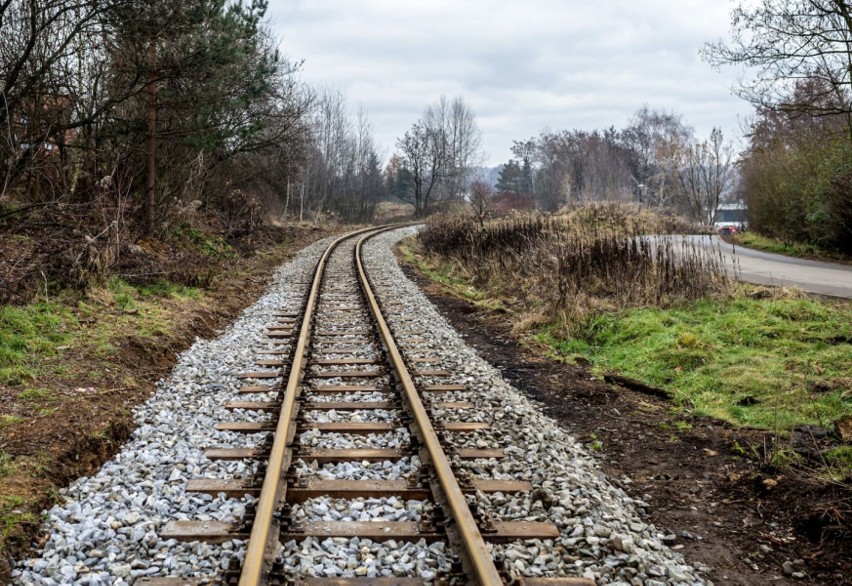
[445,96,484,202]
[621,106,694,207]
[703,0,852,136]
[394,122,443,217]
[669,128,736,224]
[469,179,493,227]
[392,95,483,216]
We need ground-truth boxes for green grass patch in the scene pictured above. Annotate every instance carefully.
[0,452,14,477]
[135,278,200,299]
[0,415,23,428]
[1,275,200,389]
[544,297,852,430]
[0,495,39,545]
[0,303,75,386]
[824,446,852,478]
[770,447,804,468]
[74,278,202,363]
[107,278,137,311]
[107,277,199,304]
[734,232,849,262]
[17,388,54,403]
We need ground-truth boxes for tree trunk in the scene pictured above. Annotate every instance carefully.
[284,177,290,217]
[144,37,158,234]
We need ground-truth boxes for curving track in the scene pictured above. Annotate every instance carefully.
[141,227,591,585]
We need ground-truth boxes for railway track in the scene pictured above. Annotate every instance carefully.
[139,226,594,585]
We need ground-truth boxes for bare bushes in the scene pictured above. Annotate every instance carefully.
[548,235,729,310]
[0,192,134,303]
[419,214,549,258]
[418,208,731,333]
[558,202,700,235]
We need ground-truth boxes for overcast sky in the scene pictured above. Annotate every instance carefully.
[268,0,753,167]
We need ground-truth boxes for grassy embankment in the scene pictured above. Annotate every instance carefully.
[733,231,851,263]
[405,209,852,474]
[0,279,201,537]
[0,224,330,571]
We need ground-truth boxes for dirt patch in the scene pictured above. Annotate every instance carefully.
[0,225,335,580]
[400,256,852,586]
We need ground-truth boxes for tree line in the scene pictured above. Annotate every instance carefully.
[0,0,386,240]
[704,0,852,254]
[382,95,737,226]
[488,108,736,226]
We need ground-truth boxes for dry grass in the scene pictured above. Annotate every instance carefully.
[418,206,731,335]
[556,202,700,235]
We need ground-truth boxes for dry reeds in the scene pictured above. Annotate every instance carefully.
[418,207,731,333]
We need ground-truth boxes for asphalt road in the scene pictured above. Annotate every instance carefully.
[691,236,852,298]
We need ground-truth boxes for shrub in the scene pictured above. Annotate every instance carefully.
[418,207,731,334]
[742,137,852,255]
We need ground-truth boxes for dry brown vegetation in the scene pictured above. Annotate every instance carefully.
[418,204,730,334]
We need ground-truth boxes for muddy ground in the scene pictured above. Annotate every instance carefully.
[400,259,852,586]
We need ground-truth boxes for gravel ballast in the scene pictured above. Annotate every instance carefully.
[360,228,711,585]
[14,227,710,585]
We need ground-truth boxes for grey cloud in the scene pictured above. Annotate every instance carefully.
[270,0,753,165]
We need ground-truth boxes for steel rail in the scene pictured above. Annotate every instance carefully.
[354,228,504,585]
[239,226,382,586]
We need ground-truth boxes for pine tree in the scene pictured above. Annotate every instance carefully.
[495,159,532,210]
[108,0,281,232]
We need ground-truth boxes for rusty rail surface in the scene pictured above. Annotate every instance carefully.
[354,227,504,585]
[239,226,379,585]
